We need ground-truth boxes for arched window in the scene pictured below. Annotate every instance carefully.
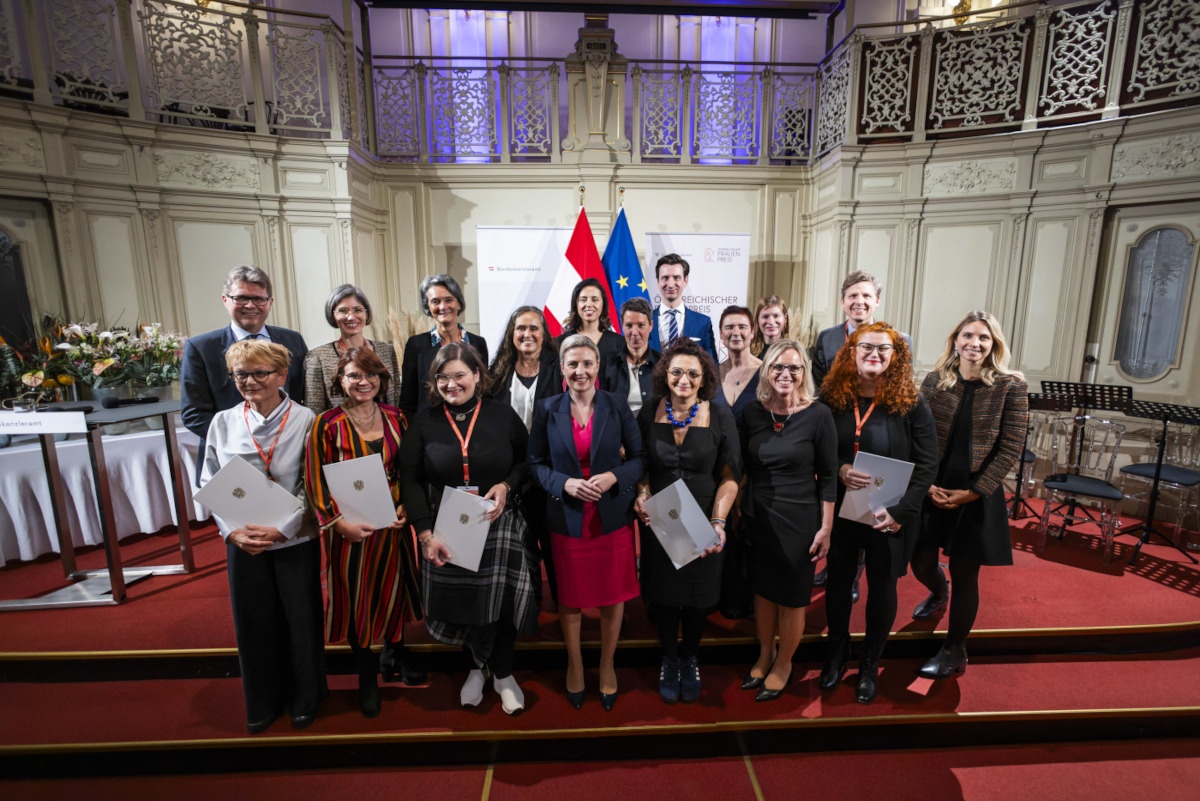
[1113,226,1196,381]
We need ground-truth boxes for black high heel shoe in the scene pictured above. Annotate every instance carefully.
[741,658,775,691]
[819,640,851,691]
[855,660,879,705]
[918,645,968,679]
[754,669,792,702]
[381,642,428,686]
[600,689,619,711]
[566,688,585,709]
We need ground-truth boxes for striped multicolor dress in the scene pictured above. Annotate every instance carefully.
[304,404,423,644]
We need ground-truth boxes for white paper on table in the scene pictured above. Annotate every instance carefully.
[193,454,302,530]
[837,451,915,526]
[642,478,720,570]
[322,453,397,530]
[432,486,494,572]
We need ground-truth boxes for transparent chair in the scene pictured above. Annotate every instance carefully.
[1120,424,1200,544]
[1036,415,1126,564]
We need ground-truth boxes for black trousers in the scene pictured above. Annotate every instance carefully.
[227,537,326,723]
[825,522,898,664]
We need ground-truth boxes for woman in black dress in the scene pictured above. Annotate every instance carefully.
[738,340,837,702]
[818,323,937,705]
[633,339,741,704]
[399,343,539,716]
[551,277,624,363]
[910,311,1028,679]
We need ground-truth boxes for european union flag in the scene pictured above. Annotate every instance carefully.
[601,208,650,335]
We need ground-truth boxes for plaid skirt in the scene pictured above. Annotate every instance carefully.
[421,505,541,662]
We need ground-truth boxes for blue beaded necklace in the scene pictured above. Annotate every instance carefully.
[665,400,700,428]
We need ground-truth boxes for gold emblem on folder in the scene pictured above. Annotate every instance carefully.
[459,513,469,525]
[873,476,885,488]
[232,487,245,499]
[354,480,365,491]
[669,509,680,520]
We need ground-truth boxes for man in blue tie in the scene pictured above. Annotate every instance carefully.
[181,265,308,476]
[649,253,719,364]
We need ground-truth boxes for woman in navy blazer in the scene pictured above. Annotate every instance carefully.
[528,335,645,711]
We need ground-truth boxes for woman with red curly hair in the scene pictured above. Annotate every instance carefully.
[817,322,937,704]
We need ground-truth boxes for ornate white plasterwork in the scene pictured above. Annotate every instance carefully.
[1110,133,1200,182]
[0,131,46,171]
[922,158,1017,197]
[152,150,260,190]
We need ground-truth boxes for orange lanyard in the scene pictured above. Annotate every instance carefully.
[243,400,292,481]
[443,402,481,486]
[852,398,877,457]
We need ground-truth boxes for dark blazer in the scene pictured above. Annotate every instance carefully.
[397,330,489,420]
[488,350,564,407]
[812,323,913,390]
[553,329,624,363]
[826,395,938,577]
[599,348,660,410]
[527,389,645,539]
[649,305,719,365]
[180,324,308,473]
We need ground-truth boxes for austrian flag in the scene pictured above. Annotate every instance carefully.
[542,208,619,338]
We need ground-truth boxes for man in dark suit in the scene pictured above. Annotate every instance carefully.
[648,254,719,364]
[181,265,308,475]
[811,270,911,389]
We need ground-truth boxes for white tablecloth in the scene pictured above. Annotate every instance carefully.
[0,426,210,566]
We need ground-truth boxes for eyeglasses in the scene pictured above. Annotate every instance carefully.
[334,306,366,318]
[435,372,473,384]
[769,364,804,376]
[343,372,380,384]
[227,295,271,307]
[230,369,278,384]
[668,368,702,380]
[856,343,894,355]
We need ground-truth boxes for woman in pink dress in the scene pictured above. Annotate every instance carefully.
[528,334,645,711]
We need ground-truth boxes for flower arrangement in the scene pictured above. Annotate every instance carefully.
[3,323,74,403]
[55,322,134,390]
[123,324,185,387]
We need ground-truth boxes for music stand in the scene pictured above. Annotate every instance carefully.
[1118,400,1200,566]
[1009,392,1074,520]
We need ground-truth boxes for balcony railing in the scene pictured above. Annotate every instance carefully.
[0,0,1195,164]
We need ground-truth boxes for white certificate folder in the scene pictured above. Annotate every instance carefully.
[193,455,302,531]
[432,486,494,573]
[837,451,915,526]
[643,478,720,570]
[322,453,397,530]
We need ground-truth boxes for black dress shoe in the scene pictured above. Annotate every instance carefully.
[566,688,585,709]
[912,565,950,620]
[819,641,851,691]
[918,645,968,679]
[754,671,792,703]
[381,642,428,686]
[290,711,316,731]
[246,710,280,735]
[600,690,618,711]
[813,566,828,587]
[855,662,879,705]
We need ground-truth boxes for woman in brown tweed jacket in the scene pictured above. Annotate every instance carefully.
[910,311,1028,679]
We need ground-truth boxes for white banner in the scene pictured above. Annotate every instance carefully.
[475,226,572,359]
[644,232,751,363]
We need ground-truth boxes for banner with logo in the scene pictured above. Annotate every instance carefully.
[644,232,751,362]
[475,226,572,356]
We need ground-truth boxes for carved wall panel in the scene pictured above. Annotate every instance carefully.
[267,25,327,130]
[1127,0,1200,103]
[769,72,813,159]
[815,46,850,155]
[43,0,126,109]
[1040,2,1115,118]
[861,36,916,134]
[693,71,759,160]
[923,158,1018,197]
[1111,132,1200,182]
[507,65,556,157]
[0,0,21,87]
[429,67,497,159]
[930,19,1029,129]
[152,150,260,190]
[635,66,683,159]
[0,129,45,172]
[374,66,422,157]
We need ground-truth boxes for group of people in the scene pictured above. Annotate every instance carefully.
[185,259,1028,735]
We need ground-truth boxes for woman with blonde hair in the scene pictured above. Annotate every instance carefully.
[749,296,791,357]
[737,340,837,702]
[909,311,1028,680]
[817,323,937,704]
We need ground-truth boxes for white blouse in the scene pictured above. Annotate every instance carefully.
[509,371,539,431]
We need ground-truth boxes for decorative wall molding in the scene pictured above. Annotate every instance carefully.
[923,158,1018,196]
[73,146,129,174]
[1110,133,1200,182]
[1083,208,1105,266]
[0,131,46,171]
[52,202,75,256]
[856,172,902,195]
[1038,157,1086,183]
[264,215,283,275]
[339,218,354,279]
[152,150,261,190]
[1009,212,1028,270]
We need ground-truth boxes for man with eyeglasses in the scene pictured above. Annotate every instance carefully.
[181,265,308,477]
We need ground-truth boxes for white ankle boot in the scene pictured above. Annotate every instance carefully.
[494,674,525,716]
[460,669,487,707]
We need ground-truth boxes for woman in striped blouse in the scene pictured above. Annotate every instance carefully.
[305,347,424,719]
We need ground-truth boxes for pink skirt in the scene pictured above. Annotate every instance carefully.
[550,510,639,609]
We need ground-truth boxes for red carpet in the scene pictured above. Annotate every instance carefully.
[3,739,1199,801]
[2,502,1198,655]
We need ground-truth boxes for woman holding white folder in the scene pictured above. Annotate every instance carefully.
[399,342,539,716]
[305,347,422,719]
[909,312,1028,680]
[528,334,645,711]
[200,340,323,734]
[738,340,837,702]
[817,323,937,704]
[633,338,740,704]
